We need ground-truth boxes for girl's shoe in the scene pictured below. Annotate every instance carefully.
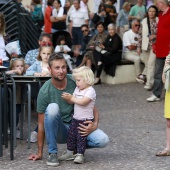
[156,148,170,156]
[58,152,75,161]
[74,154,84,164]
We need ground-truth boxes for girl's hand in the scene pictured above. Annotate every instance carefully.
[34,73,42,76]
[61,92,72,100]
[64,50,68,54]
[16,70,23,75]
[165,58,170,66]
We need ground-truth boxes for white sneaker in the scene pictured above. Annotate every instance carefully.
[8,128,21,139]
[30,131,37,143]
[74,154,85,164]
[144,85,152,91]
[147,94,160,102]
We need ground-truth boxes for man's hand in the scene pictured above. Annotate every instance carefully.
[78,120,97,137]
[28,153,42,161]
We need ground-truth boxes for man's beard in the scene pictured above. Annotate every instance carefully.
[53,74,66,81]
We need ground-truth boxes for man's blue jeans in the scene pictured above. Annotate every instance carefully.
[44,103,109,154]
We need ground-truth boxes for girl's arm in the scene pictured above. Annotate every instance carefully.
[54,46,61,53]
[6,70,19,75]
[162,58,170,83]
[61,92,91,105]
[65,45,71,52]
[25,62,39,76]
[71,96,91,106]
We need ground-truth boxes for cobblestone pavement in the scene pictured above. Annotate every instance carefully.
[0,82,170,170]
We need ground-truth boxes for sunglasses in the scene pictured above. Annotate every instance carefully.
[41,41,53,46]
[135,24,140,27]
[82,29,88,33]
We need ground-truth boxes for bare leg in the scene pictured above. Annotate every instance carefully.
[156,119,170,156]
[86,59,92,69]
[166,119,170,149]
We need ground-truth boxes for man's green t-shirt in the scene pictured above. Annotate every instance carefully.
[129,5,146,20]
[37,75,76,123]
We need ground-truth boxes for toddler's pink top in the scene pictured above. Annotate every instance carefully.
[73,86,96,120]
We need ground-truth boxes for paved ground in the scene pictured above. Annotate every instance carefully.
[0,82,170,170]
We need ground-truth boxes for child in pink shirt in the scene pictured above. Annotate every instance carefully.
[60,66,96,164]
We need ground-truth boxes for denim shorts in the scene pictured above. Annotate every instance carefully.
[72,27,83,45]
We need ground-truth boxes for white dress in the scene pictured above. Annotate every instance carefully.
[54,45,71,60]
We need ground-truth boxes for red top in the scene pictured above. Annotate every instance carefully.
[44,6,53,33]
[156,7,170,58]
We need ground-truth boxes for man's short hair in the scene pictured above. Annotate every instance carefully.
[73,0,80,3]
[39,32,53,42]
[48,53,66,68]
[131,19,140,26]
[81,24,88,29]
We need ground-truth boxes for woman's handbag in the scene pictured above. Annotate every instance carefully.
[101,50,111,57]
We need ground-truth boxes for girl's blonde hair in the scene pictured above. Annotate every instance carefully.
[37,45,54,61]
[0,12,6,36]
[72,66,95,86]
[9,58,25,70]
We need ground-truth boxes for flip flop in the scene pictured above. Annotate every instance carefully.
[156,149,170,156]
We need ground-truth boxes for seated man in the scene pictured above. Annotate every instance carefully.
[123,19,145,83]
[28,53,109,167]
[74,24,93,66]
[24,32,52,70]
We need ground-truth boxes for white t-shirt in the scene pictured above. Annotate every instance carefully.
[0,35,8,61]
[70,7,89,27]
[123,29,139,53]
[54,45,71,60]
[80,1,88,11]
[73,86,96,120]
[93,0,102,13]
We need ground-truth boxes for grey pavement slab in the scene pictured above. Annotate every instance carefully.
[0,82,169,170]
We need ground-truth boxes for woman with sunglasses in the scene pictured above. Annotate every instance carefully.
[137,5,159,90]
[78,21,108,85]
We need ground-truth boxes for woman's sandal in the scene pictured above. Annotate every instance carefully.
[156,148,170,156]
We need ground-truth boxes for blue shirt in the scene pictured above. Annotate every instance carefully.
[24,49,39,66]
[116,9,129,27]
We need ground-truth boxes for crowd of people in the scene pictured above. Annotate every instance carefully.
[0,0,170,167]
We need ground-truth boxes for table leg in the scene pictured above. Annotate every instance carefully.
[8,88,14,160]
[0,84,2,157]
[27,84,31,149]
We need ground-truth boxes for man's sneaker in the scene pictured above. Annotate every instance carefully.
[30,131,37,143]
[144,84,152,91]
[58,152,75,161]
[8,128,21,139]
[74,154,84,164]
[147,94,160,102]
[46,154,59,166]
[136,74,145,84]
